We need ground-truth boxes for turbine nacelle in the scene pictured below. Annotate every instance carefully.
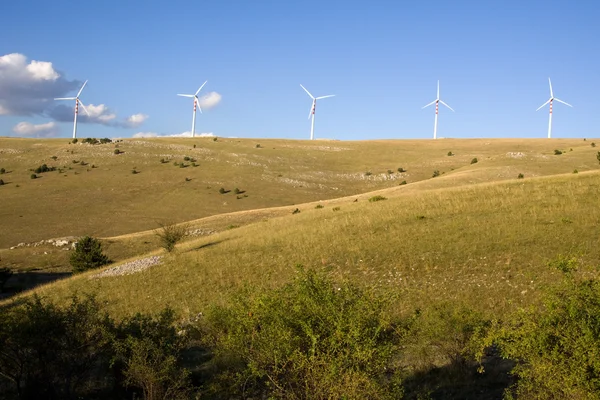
[300,84,335,140]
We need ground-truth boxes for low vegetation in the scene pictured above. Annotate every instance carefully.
[155,222,188,253]
[369,195,387,202]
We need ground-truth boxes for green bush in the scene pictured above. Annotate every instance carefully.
[332,207,341,211]
[518,173,524,179]
[432,170,440,178]
[255,144,261,148]
[447,151,454,156]
[30,173,37,179]
[34,164,55,174]
[315,204,324,209]
[70,236,110,273]
[592,142,596,147]
[292,208,301,214]
[183,156,190,161]
[114,149,122,155]
[72,138,78,144]
[155,222,188,253]
[365,171,372,176]
[478,261,600,399]
[597,151,600,164]
[233,188,241,194]
[573,169,578,174]
[398,167,406,173]
[387,169,394,174]
[219,187,226,194]
[554,149,563,155]
[470,158,478,164]
[0,168,4,174]
[0,179,4,186]
[202,268,403,399]
[399,180,407,185]
[369,195,387,202]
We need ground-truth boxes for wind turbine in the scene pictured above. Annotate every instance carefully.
[54,80,90,139]
[536,78,573,139]
[422,80,454,139]
[300,84,335,140]
[177,81,208,137]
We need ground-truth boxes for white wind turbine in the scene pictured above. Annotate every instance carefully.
[422,80,454,139]
[300,84,335,140]
[177,81,208,137]
[536,78,573,139]
[54,80,90,139]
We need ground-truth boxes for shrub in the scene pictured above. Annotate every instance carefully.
[432,170,440,178]
[0,168,4,174]
[185,177,191,182]
[193,144,196,148]
[100,138,112,144]
[179,163,187,168]
[573,169,578,174]
[292,208,301,214]
[219,187,226,194]
[183,156,190,161]
[51,156,58,160]
[70,236,110,273]
[315,204,324,209]
[369,195,387,202]
[597,151,600,164]
[34,164,56,174]
[30,173,37,179]
[398,167,406,173]
[470,158,478,164]
[365,171,372,176]
[212,137,217,142]
[518,173,524,179]
[132,169,139,174]
[155,222,188,253]
[592,142,596,147]
[255,144,261,148]
[447,151,454,156]
[114,149,121,155]
[478,261,600,399]
[387,169,393,174]
[202,268,403,399]
[332,207,341,211]
[72,138,78,144]
[0,179,3,186]
[399,180,407,185]
[233,188,241,194]
[554,149,563,155]
[416,215,426,220]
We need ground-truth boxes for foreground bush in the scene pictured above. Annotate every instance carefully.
[202,268,403,399]
[155,222,188,252]
[479,259,600,399]
[70,236,110,273]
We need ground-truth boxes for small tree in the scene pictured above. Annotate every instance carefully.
[70,236,110,273]
[155,222,188,253]
[597,151,600,164]
[470,158,478,164]
[0,179,4,186]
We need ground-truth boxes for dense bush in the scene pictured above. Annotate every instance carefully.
[399,180,407,185]
[114,149,122,155]
[554,149,563,155]
[34,164,56,174]
[447,151,454,156]
[518,173,524,179]
[398,167,406,173]
[479,260,600,399]
[592,142,596,147]
[471,158,478,164]
[432,170,440,178]
[72,138,78,144]
[202,268,403,399]
[365,171,372,176]
[70,236,110,273]
[0,179,4,186]
[219,187,226,194]
[315,204,324,209]
[597,151,600,164]
[369,195,387,202]
[0,168,4,174]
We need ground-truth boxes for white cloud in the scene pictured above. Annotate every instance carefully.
[12,121,58,137]
[125,113,148,128]
[198,92,222,109]
[133,131,214,138]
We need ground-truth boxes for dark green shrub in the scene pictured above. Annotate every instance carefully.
[416,215,426,220]
[30,173,37,179]
[114,149,121,155]
[100,138,112,144]
[213,137,217,141]
[183,156,190,161]
[471,158,478,164]
[573,169,578,174]
[185,177,191,182]
[332,206,341,211]
[447,151,454,156]
[233,188,241,194]
[592,142,596,147]
[155,222,188,253]
[398,167,406,173]
[399,180,407,185]
[292,208,301,214]
[72,138,78,144]
[478,261,600,399]
[432,170,440,177]
[597,151,600,164]
[0,168,4,174]
[255,144,261,148]
[131,169,139,174]
[34,164,55,174]
[79,160,87,166]
[315,204,324,209]
[554,149,563,155]
[51,156,58,160]
[193,144,196,148]
[387,169,393,174]
[219,187,226,194]
[365,171,372,176]
[202,268,402,399]
[70,236,110,273]
[0,179,4,186]
[179,163,187,168]
[369,195,387,202]
[518,173,524,179]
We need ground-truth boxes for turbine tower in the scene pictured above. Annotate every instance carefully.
[177,81,208,137]
[300,84,335,140]
[54,80,90,139]
[422,80,454,139]
[536,78,573,139]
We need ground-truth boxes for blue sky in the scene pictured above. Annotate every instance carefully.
[1,0,598,140]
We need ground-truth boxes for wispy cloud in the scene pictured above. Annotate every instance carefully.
[0,53,148,129]
[198,92,222,109]
[132,131,215,138]
[12,121,59,137]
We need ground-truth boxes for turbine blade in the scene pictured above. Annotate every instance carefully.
[554,98,573,107]
[536,99,551,111]
[78,100,90,116]
[300,84,314,99]
[548,77,553,98]
[77,80,88,97]
[439,100,455,112]
[195,80,208,96]
[316,95,335,100]
[195,97,203,114]
[177,94,194,97]
[422,100,437,109]
[54,97,76,100]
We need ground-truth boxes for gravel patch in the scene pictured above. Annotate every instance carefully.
[93,256,162,278]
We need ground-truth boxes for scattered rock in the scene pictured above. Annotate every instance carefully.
[92,256,163,278]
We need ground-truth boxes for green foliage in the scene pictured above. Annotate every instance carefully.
[432,170,440,178]
[387,169,394,174]
[0,168,4,174]
[479,262,600,399]
[70,236,110,273]
[365,171,372,176]
[398,167,406,173]
[592,142,596,147]
[369,195,387,202]
[132,169,139,174]
[219,187,227,194]
[0,179,4,186]
[233,187,241,194]
[470,157,478,164]
[597,151,600,164]
[202,268,403,399]
[30,173,37,179]
[213,137,218,141]
[292,208,301,214]
[517,173,524,179]
[183,156,190,161]
[315,204,324,209]
[447,151,454,156]
[114,149,121,155]
[416,215,426,220]
[71,138,78,144]
[573,169,578,174]
[34,164,55,174]
[155,222,188,253]
[255,144,261,148]
[399,180,407,185]
[554,149,563,155]
[51,155,58,160]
